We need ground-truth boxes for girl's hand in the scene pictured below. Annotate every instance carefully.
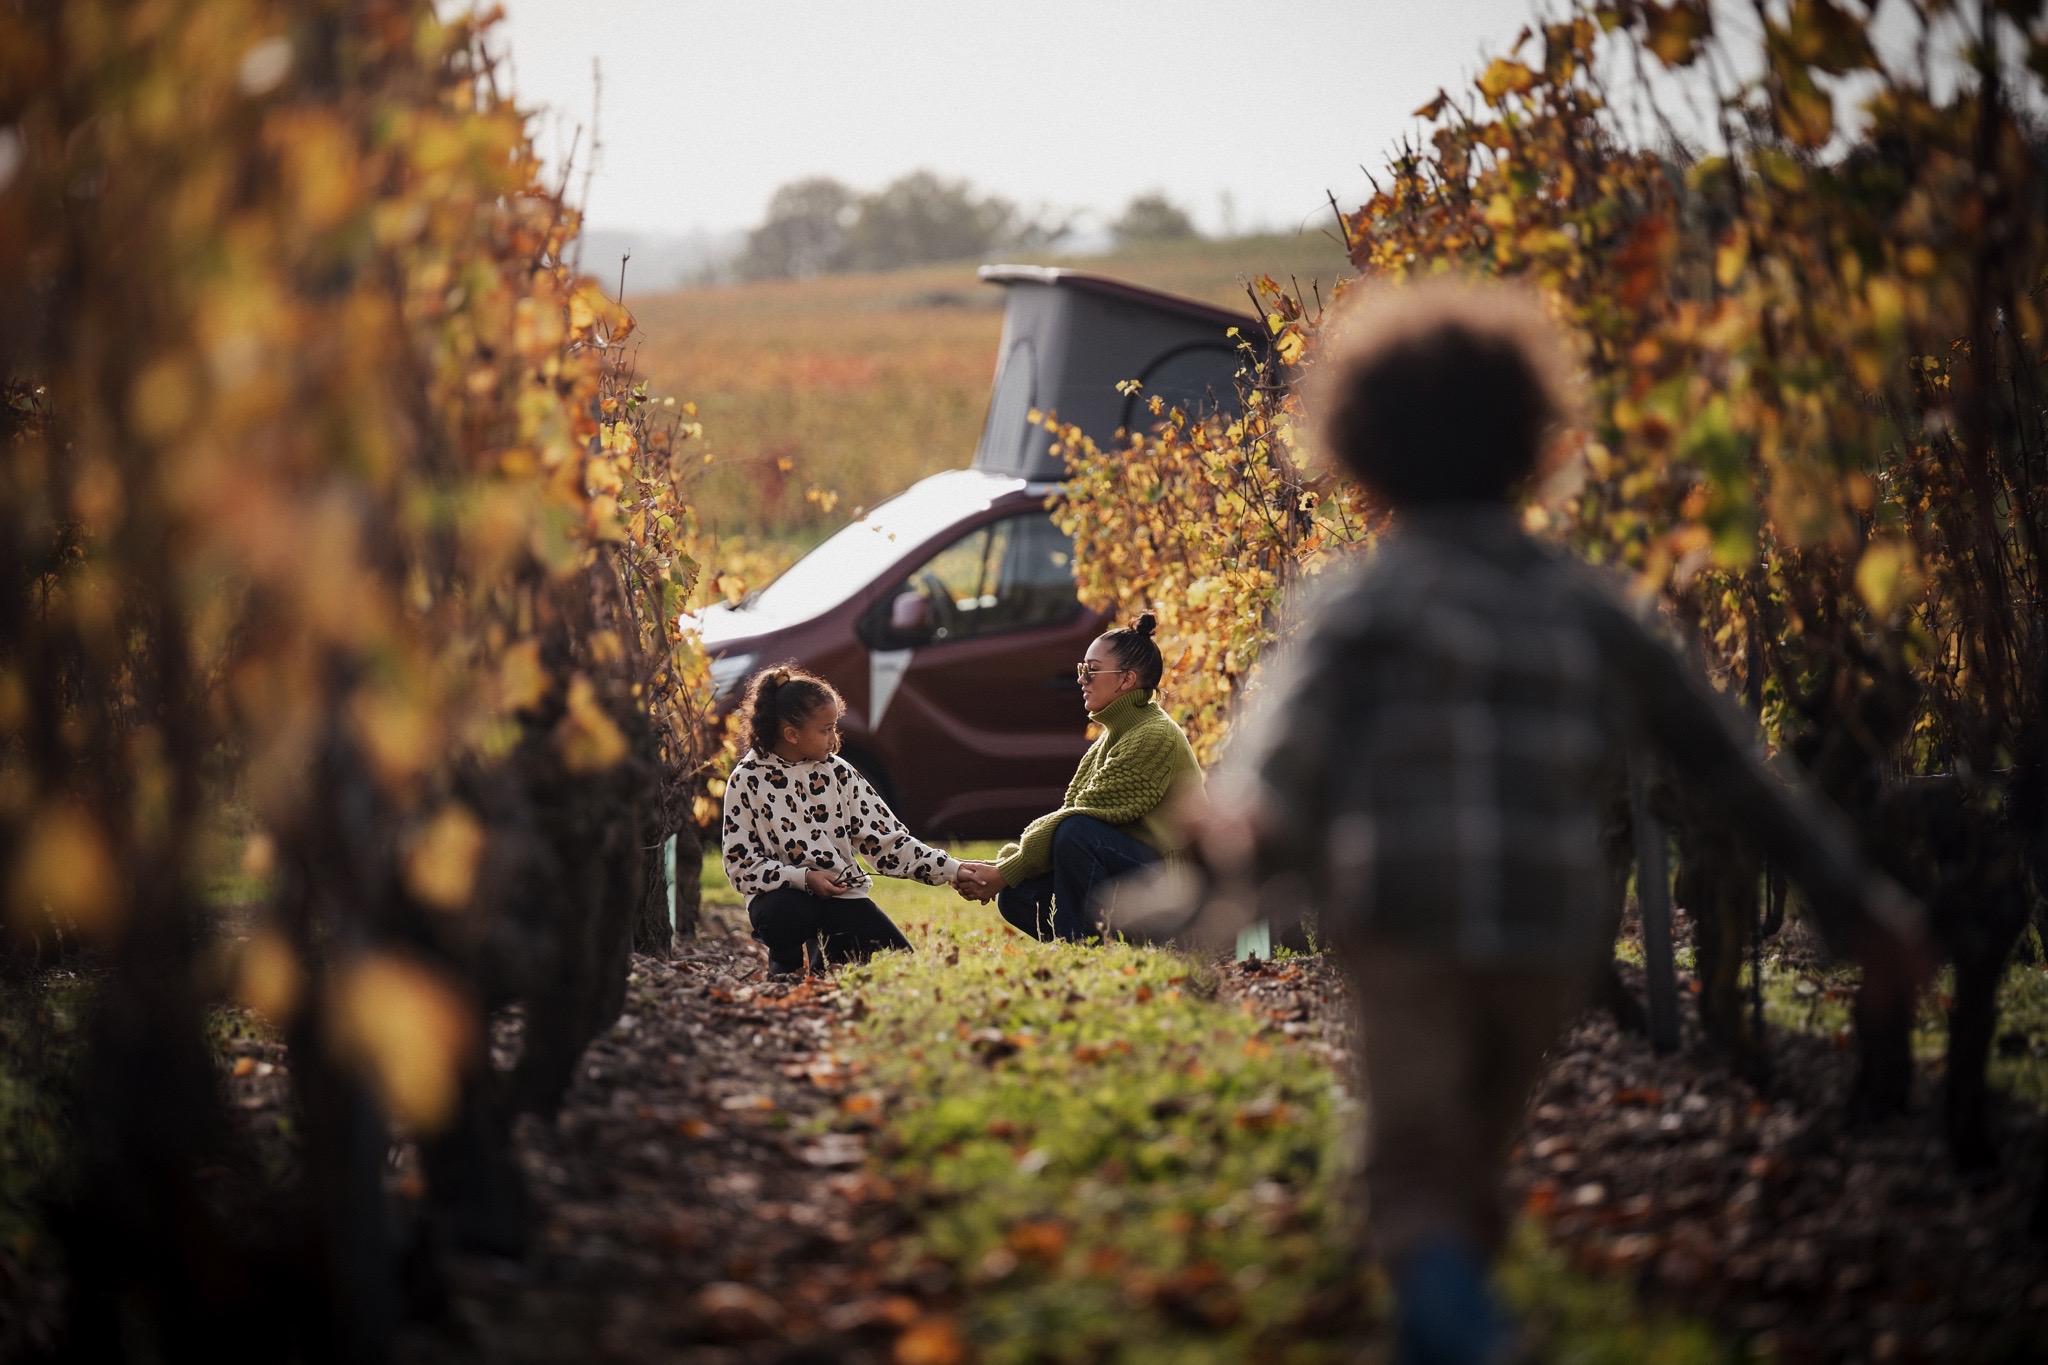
[954,862,1004,901]
[804,868,849,897]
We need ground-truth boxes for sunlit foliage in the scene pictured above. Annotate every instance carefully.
[0,4,749,1338]
[1058,0,2048,1136]
[1065,0,2048,826]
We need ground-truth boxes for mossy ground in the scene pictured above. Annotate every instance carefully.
[709,848,1730,1362]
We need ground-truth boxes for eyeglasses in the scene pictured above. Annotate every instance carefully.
[1076,662,1133,683]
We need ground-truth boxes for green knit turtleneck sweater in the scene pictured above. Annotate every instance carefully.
[993,689,1203,886]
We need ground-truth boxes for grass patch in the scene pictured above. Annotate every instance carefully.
[702,853,1730,1361]
[849,895,1365,1362]
[1753,946,2048,1105]
[1608,898,2048,1105]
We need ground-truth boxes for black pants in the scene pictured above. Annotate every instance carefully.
[747,885,912,974]
[997,814,1160,942]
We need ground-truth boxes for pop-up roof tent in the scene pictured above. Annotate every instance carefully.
[971,265,1264,483]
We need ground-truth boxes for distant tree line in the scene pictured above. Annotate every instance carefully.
[739,172,1200,280]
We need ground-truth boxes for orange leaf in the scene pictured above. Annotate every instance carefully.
[894,1317,965,1365]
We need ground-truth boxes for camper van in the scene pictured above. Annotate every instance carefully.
[692,265,1258,838]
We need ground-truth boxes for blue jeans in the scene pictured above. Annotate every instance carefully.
[998,815,1159,942]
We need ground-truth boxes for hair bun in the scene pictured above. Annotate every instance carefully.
[1134,611,1157,639]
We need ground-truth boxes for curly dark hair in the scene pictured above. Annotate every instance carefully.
[1303,279,1573,506]
[740,665,840,757]
[1098,611,1163,694]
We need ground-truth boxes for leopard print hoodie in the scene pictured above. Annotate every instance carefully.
[721,749,959,902]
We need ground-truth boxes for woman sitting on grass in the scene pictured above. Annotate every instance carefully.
[954,613,1202,940]
[722,666,971,975]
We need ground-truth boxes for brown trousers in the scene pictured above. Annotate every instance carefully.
[1337,944,1589,1264]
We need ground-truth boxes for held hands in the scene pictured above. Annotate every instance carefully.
[803,868,849,897]
[953,861,1004,903]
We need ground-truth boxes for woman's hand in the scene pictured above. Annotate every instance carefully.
[804,868,849,897]
[953,862,1004,902]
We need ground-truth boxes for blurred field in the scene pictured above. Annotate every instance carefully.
[626,231,1351,542]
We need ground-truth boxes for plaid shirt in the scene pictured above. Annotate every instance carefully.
[1222,507,1876,965]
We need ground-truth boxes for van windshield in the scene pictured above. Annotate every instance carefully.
[737,470,1025,629]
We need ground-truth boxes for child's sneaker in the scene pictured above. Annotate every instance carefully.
[1394,1240,1514,1365]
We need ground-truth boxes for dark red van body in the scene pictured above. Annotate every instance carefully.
[689,267,1258,838]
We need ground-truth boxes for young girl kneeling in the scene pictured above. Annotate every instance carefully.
[721,666,965,974]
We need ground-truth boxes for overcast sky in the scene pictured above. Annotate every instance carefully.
[490,0,1548,238]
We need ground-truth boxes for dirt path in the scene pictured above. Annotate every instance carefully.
[1215,953,2048,1363]
[396,912,942,1365]
[220,910,2048,1362]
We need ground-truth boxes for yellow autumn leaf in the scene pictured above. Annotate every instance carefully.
[1865,275,1908,345]
[1774,64,1835,148]
[588,493,626,542]
[1477,58,1537,102]
[350,685,440,786]
[512,295,566,358]
[498,638,547,712]
[557,673,628,771]
[129,351,202,441]
[1642,0,1711,68]
[405,804,486,912]
[328,952,475,1133]
[567,280,633,340]
[236,926,303,1024]
[1714,228,1749,288]
[585,455,624,496]
[1855,540,1923,618]
[9,804,121,937]
[270,110,363,234]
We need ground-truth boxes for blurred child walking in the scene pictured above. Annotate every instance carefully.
[1196,282,1924,1364]
[721,667,984,974]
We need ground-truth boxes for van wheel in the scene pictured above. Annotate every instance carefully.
[840,748,896,810]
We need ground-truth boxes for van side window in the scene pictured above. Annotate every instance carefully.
[1119,342,1242,433]
[873,512,1080,648]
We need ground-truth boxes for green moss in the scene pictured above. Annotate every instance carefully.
[765,858,1734,1363]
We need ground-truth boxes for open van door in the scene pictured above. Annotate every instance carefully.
[855,506,1099,834]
